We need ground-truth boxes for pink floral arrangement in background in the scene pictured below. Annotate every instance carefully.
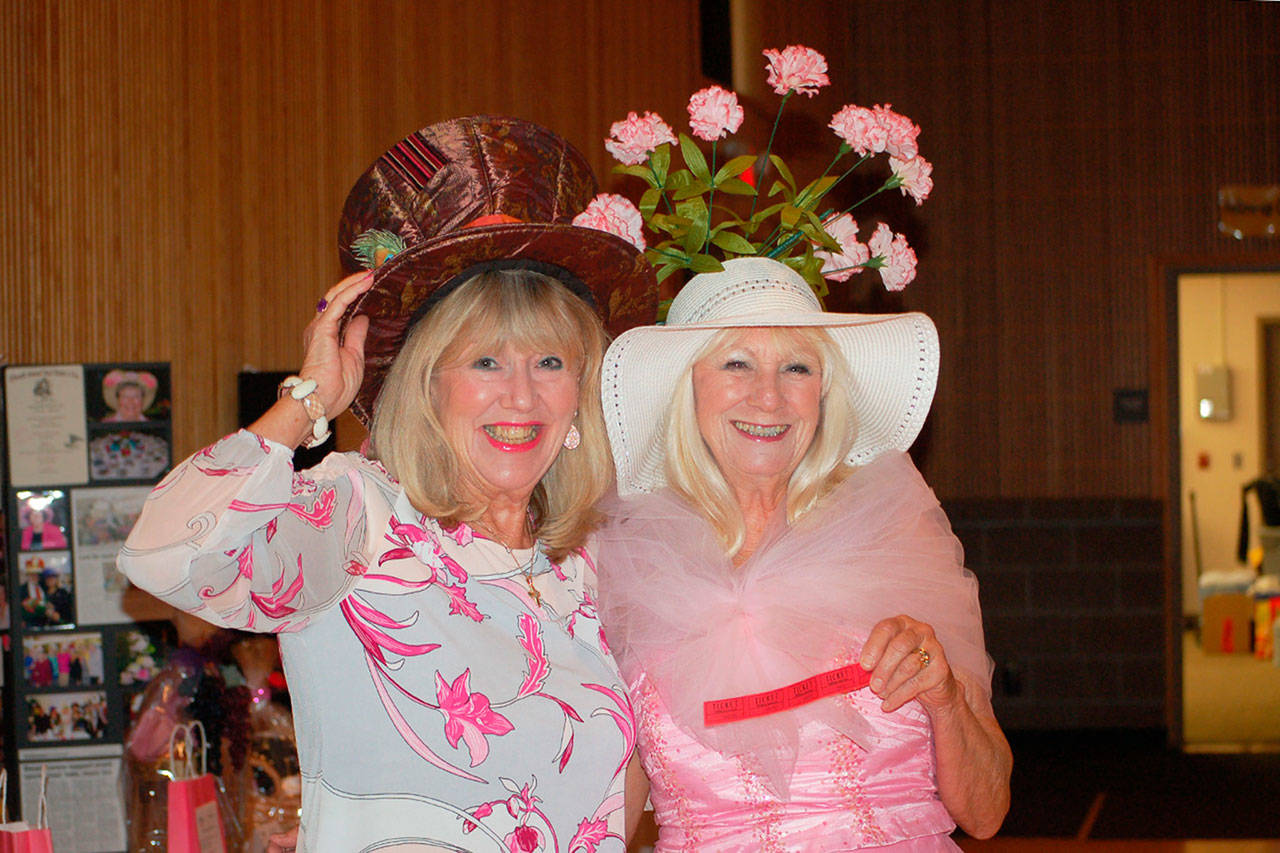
[572,44,933,302]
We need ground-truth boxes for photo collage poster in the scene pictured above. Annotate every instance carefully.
[2,362,175,850]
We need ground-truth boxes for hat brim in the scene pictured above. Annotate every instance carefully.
[602,311,939,496]
[341,220,656,425]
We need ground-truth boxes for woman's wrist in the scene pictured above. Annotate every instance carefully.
[278,376,332,447]
[247,396,320,451]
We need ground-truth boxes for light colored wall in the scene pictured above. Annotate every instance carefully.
[1179,272,1280,614]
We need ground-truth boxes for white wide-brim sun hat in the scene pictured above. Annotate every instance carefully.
[602,256,940,496]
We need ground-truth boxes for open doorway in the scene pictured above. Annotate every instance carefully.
[1177,270,1280,749]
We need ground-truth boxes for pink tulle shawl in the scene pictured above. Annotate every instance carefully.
[595,450,991,794]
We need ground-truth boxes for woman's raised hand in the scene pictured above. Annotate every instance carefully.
[298,271,375,415]
[246,271,374,450]
[858,614,962,716]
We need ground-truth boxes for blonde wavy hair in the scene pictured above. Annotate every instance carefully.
[664,326,856,558]
[369,269,612,561]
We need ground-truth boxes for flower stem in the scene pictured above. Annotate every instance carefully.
[749,90,791,220]
[648,161,675,214]
[842,180,892,215]
[703,140,717,254]
[648,246,691,263]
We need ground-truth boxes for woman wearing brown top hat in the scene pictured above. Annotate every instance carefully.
[120,116,656,851]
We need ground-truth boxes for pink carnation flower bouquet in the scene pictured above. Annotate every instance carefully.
[572,44,933,302]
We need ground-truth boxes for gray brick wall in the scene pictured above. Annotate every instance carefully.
[946,499,1166,730]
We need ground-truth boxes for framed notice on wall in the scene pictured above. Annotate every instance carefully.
[2,362,173,853]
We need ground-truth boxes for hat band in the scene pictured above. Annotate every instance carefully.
[463,213,524,228]
[407,257,598,331]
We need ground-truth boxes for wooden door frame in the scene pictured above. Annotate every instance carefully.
[1149,253,1280,746]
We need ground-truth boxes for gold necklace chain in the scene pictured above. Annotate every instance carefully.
[474,521,542,607]
[496,539,542,607]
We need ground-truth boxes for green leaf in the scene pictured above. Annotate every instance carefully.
[666,169,694,191]
[783,253,830,304]
[798,175,839,205]
[672,179,712,201]
[613,163,660,187]
[767,179,794,201]
[650,144,672,185]
[679,133,711,183]
[768,154,796,191]
[655,264,681,284]
[639,187,663,219]
[749,202,787,225]
[647,213,689,238]
[655,297,674,322]
[780,204,804,228]
[676,197,709,255]
[794,206,826,231]
[711,231,758,255]
[713,154,758,185]
[688,253,724,273]
[715,176,758,196]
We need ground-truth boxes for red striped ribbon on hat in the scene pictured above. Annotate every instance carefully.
[380,131,446,190]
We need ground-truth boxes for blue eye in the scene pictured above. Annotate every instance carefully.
[538,355,565,370]
[786,362,814,375]
[471,356,499,370]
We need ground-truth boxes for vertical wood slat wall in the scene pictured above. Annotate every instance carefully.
[3,0,1279,501]
[0,0,702,463]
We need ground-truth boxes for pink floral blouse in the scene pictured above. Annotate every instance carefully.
[119,431,634,852]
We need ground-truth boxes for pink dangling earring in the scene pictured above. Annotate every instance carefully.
[563,424,581,450]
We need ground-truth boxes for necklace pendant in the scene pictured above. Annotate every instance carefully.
[525,576,542,607]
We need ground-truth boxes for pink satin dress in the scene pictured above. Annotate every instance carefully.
[633,675,959,851]
[596,452,990,852]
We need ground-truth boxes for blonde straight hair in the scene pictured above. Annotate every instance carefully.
[664,326,856,557]
[369,269,612,561]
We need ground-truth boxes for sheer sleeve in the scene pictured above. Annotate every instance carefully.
[118,430,375,632]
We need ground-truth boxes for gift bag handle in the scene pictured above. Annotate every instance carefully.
[1,767,7,823]
[168,720,209,780]
[35,764,48,830]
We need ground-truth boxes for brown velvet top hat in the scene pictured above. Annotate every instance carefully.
[337,115,657,425]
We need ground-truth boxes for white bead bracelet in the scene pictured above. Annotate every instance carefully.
[278,375,331,448]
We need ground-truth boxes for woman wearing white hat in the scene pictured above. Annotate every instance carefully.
[594,257,1012,849]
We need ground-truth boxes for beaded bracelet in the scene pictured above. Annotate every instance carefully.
[278,376,331,448]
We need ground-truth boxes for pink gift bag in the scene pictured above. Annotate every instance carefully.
[0,767,55,853]
[166,722,227,853]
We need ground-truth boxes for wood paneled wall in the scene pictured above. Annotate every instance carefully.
[3,0,1279,501]
[0,0,702,460]
[825,0,1280,499]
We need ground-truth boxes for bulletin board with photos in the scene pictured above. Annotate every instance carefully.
[2,362,176,852]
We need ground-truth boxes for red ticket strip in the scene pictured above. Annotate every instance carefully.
[703,663,874,727]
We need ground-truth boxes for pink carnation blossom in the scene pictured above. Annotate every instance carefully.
[829,104,888,156]
[815,214,870,282]
[889,155,933,205]
[874,104,921,160]
[604,111,676,165]
[763,45,830,97]
[868,222,917,291]
[687,85,745,141]
[572,193,646,251]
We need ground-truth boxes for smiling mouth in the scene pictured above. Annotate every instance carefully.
[732,421,790,439]
[483,423,542,448]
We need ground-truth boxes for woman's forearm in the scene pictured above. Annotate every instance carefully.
[928,671,1012,838]
[623,752,651,842]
